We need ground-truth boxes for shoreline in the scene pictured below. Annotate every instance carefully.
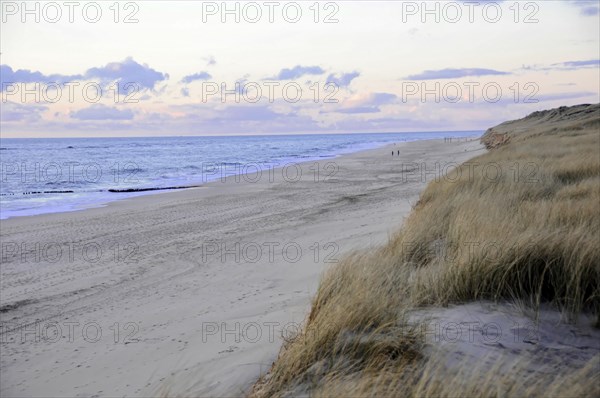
[0,134,480,221]
[0,138,485,397]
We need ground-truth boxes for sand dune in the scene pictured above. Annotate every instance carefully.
[249,104,600,397]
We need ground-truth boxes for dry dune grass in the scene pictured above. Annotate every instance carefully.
[250,104,600,397]
[313,353,600,398]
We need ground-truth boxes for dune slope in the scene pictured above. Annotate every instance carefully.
[251,104,600,397]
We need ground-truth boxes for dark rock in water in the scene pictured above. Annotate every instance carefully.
[108,185,201,193]
[21,190,74,195]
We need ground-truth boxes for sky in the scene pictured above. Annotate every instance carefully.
[1,0,599,137]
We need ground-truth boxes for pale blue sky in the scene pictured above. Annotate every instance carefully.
[1,0,599,137]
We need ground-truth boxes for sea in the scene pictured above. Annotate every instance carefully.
[0,132,481,219]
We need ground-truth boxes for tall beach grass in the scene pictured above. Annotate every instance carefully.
[250,104,600,397]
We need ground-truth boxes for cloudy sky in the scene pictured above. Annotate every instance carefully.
[1,0,599,137]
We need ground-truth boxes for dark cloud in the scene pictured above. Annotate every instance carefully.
[336,106,381,114]
[205,56,217,66]
[1,58,167,92]
[0,101,47,122]
[405,68,509,80]
[181,72,212,84]
[70,104,135,120]
[85,57,167,90]
[0,65,81,89]
[371,93,397,103]
[330,116,451,132]
[552,60,600,70]
[571,1,599,16]
[162,103,323,134]
[521,60,599,72]
[326,71,360,87]
[272,65,325,80]
[210,105,284,122]
[332,92,397,114]
[536,91,599,102]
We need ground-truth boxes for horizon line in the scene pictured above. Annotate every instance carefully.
[0,130,483,140]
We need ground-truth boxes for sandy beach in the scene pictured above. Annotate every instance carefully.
[3,1,598,396]
[0,139,483,397]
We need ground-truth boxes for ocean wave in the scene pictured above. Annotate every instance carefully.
[0,131,483,219]
[1,190,75,196]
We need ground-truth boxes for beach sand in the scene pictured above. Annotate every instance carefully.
[0,138,484,397]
